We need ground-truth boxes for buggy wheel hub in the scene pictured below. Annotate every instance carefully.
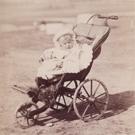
[88,96,95,103]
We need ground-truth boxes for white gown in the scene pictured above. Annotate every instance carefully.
[37,43,93,79]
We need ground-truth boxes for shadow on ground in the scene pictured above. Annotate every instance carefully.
[36,90,135,125]
[103,90,135,118]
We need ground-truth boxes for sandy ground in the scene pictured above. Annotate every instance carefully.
[0,0,135,135]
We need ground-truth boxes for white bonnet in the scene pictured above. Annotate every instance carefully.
[53,28,74,47]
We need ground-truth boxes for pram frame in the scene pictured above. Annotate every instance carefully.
[15,14,118,128]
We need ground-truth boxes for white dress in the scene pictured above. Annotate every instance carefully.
[37,43,93,79]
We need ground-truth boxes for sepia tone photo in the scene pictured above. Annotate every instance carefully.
[0,0,135,135]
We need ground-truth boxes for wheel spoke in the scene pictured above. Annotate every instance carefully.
[57,95,61,109]
[82,104,90,118]
[74,80,78,88]
[90,80,93,95]
[20,110,27,117]
[78,96,87,103]
[57,95,61,102]
[66,81,72,87]
[93,83,100,96]
[78,97,84,102]
[67,94,73,99]
[96,92,106,98]
[82,86,90,97]
[62,95,67,106]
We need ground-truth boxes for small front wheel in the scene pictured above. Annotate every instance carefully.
[73,79,109,121]
[16,102,39,128]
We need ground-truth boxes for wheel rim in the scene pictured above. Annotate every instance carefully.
[16,103,39,128]
[52,80,78,111]
[73,79,109,121]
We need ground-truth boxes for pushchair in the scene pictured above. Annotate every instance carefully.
[14,14,118,128]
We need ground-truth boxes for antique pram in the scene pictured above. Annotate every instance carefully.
[15,14,118,128]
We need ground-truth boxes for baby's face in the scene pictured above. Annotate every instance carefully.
[58,34,74,49]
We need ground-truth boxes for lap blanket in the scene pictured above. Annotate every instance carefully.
[37,44,93,79]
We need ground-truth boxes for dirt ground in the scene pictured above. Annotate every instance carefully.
[0,0,135,135]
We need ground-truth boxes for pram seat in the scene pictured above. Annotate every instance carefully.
[73,23,110,51]
[48,23,110,83]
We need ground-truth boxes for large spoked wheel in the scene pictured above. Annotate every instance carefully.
[16,102,39,128]
[73,79,109,121]
[52,80,78,111]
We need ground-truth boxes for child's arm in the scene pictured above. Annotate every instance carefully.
[39,48,55,63]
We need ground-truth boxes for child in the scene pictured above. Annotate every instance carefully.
[36,29,93,86]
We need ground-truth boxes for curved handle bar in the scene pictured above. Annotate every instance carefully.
[86,14,118,24]
[86,14,100,24]
[98,15,119,20]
